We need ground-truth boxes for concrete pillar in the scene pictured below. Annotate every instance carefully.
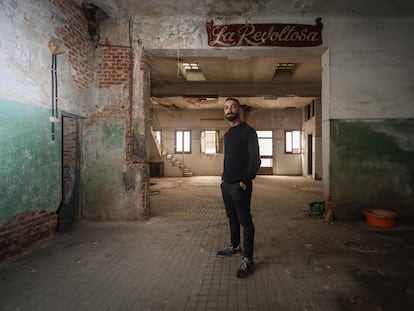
[129,21,151,216]
[321,49,330,199]
[82,19,151,220]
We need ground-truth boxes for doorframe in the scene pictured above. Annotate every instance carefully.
[307,133,313,175]
[58,111,85,228]
[257,130,273,175]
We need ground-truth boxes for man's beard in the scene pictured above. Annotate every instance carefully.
[225,113,238,122]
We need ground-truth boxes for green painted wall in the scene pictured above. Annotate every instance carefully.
[330,119,414,221]
[0,99,62,225]
[83,120,131,219]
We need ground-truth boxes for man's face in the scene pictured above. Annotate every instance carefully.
[224,99,240,122]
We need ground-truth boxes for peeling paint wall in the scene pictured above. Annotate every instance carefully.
[0,0,93,223]
[322,16,414,220]
[0,0,97,256]
[82,22,151,220]
[331,119,414,221]
[0,0,95,115]
[80,97,150,220]
[0,100,61,224]
[83,119,130,219]
[326,17,414,119]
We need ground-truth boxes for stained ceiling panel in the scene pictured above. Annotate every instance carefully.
[149,54,321,109]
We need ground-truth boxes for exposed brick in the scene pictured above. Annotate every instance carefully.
[62,117,77,198]
[96,44,131,88]
[51,0,94,90]
[0,211,57,261]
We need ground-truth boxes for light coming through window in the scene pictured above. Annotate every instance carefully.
[285,130,301,154]
[175,130,191,153]
[201,130,218,154]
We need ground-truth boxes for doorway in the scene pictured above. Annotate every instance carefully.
[57,114,82,228]
[148,47,326,186]
[307,134,313,175]
[257,130,273,175]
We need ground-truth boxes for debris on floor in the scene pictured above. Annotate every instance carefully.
[308,200,325,217]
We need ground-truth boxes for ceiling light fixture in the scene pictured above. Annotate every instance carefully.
[276,62,297,70]
[177,62,206,81]
[273,62,299,81]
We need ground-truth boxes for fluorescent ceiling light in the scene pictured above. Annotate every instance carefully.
[276,62,297,70]
[273,62,299,81]
[177,62,206,81]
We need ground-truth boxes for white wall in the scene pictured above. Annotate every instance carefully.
[0,0,92,115]
[323,16,414,120]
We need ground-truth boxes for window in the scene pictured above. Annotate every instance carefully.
[153,130,161,145]
[257,130,273,168]
[285,130,301,154]
[175,130,191,153]
[201,130,218,154]
[305,100,315,121]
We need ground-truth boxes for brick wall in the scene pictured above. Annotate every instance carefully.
[96,44,131,87]
[63,117,77,199]
[84,106,130,126]
[0,0,92,262]
[0,211,57,261]
[51,0,95,89]
[93,39,134,160]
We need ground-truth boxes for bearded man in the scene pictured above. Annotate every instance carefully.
[217,97,261,278]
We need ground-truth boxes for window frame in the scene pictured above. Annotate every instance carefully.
[175,129,192,154]
[305,100,315,121]
[257,130,273,168]
[200,130,219,154]
[285,130,301,154]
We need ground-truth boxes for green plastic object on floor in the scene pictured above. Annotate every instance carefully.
[309,201,325,217]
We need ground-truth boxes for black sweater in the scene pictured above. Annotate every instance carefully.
[222,122,261,184]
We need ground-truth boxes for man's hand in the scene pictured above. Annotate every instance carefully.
[240,181,247,190]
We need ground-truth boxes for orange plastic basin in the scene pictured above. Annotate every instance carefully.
[363,209,398,228]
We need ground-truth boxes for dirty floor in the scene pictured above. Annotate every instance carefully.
[1,176,414,310]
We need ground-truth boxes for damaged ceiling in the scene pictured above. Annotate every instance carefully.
[85,0,414,19]
[85,0,414,110]
[149,52,322,110]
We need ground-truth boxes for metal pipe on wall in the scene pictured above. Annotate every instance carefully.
[48,38,63,141]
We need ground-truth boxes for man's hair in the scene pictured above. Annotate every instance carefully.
[224,97,240,106]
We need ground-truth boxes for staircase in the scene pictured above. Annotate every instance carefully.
[162,149,194,177]
[151,114,194,177]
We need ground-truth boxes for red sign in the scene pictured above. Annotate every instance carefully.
[206,18,323,47]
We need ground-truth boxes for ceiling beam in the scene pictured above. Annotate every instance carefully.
[151,83,321,97]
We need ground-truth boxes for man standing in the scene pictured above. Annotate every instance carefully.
[217,97,261,278]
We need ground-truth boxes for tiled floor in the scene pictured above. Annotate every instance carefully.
[1,176,414,310]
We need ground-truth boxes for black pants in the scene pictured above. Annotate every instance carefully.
[221,181,255,260]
